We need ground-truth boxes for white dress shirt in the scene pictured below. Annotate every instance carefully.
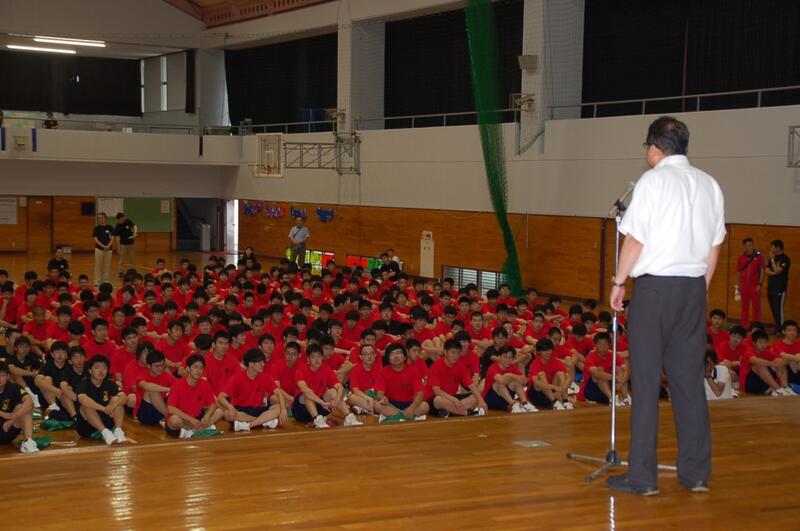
[619,155,726,278]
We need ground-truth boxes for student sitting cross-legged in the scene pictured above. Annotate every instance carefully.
[426,339,487,418]
[75,355,128,445]
[483,345,537,413]
[294,344,363,428]
[0,362,39,453]
[134,350,177,427]
[218,349,287,432]
[773,320,800,386]
[165,354,226,439]
[578,332,630,406]
[376,344,429,422]
[740,330,795,397]
[527,338,574,411]
[347,344,392,416]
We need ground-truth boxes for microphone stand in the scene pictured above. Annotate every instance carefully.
[566,194,677,482]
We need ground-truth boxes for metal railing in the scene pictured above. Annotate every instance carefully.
[2,117,197,135]
[548,84,800,119]
[354,108,517,130]
[212,120,338,136]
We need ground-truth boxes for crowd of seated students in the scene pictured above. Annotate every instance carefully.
[0,252,796,454]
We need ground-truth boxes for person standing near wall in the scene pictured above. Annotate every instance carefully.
[288,217,309,267]
[113,212,138,277]
[92,212,114,286]
[765,239,791,337]
[736,238,765,330]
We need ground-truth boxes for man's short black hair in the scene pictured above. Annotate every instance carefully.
[645,116,689,156]
[536,338,554,352]
[771,239,784,250]
[243,349,265,366]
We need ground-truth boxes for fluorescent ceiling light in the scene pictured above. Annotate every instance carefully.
[7,44,76,54]
[34,36,106,48]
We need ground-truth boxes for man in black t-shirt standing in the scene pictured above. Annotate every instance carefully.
[0,362,39,453]
[766,239,792,337]
[112,212,137,278]
[76,355,127,445]
[92,212,114,286]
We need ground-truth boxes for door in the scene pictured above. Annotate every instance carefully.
[27,196,53,252]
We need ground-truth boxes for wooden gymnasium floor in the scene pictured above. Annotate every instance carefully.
[2,253,800,529]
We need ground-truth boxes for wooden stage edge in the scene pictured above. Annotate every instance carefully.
[1,396,798,530]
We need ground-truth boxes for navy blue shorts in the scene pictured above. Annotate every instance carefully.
[484,387,511,410]
[76,410,114,438]
[788,366,800,385]
[137,400,164,426]
[388,400,412,410]
[745,369,775,395]
[582,379,609,404]
[527,387,555,408]
[0,424,21,444]
[235,405,269,418]
[291,394,330,422]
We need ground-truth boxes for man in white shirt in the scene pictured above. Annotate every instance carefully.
[607,116,726,496]
[288,217,310,267]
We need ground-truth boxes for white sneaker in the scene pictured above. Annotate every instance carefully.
[178,428,195,439]
[511,402,525,414]
[622,394,632,406]
[614,396,626,407]
[414,415,426,421]
[770,388,786,397]
[378,414,386,423]
[20,438,39,454]
[568,382,580,395]
[562,400,574,410]
[233,420,251,432]
[101,428,116,446]
[46,402,61,413]
[314,415,329,429]
[113,428,127,443]
[522,403,539,413]
[474,407,486,417]
[31,394,42,409]
[352,406,368,415]
[262,418,278,429]
[553,401,566,411]
[344,413,364,426]
[781,386,797,396]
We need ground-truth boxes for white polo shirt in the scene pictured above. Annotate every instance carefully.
[619,155,726,278]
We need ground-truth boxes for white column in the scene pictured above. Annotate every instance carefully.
[196,49,229,129]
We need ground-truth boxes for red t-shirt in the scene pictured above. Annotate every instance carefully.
[409,358,429,382]
[135,370,177,414]
[483,362,522,397]
[295,363,339,397]
[411,327,436,343]
[228,343,249,363]
[45,322,70,343]
[426,357,472,398]
[222,370,277,407]
[167,377,216,418]
[158,338,192,365]
[737,253,766,287]
[772,339,800,357]
[22,320,49,342]
[349,363,383,392]
[467,325,492,342]
[457,352,480,377]
[122,360,148,395]
[111,347,137,376]
[716,341,746,363]
[203,353,242,394]
[528,356,567,384]
[565,336,594,357]
[578,350,625,400]
[81,337,117,361]
[323,353,347,371]
[524,323,549,342]
[380,364,423,402]
[270,358,300,396]
[708,327,730,349]
[740,348,779,388]
[553,345,572,360]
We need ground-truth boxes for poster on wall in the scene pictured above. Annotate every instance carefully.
[0,198,17,224]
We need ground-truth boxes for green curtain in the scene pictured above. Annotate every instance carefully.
[464,0,523,295]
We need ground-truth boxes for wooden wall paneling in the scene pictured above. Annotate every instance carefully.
[26,196,53,252]
[53,196,96,252]
[142,233,173,255]
[0,197,27,252]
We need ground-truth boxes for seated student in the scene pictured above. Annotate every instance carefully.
[528,338,574,410]
[716,326,747,383]
[524,313,550,346]
[410,309,443,361]
[166,354,227,439]
[135,351,177,426]
[218,349,287,432]
[203,332,242,395]
[740,330,795,397]
[34,341,71,419]
[0,362,39,453]
[579,332,630,406]
[426,339,487,418]
[773,320,800,385]
[376,344,429,421]
[158,320,191,374]
[7,336,43,408]
[22,305,50,358]
[454,331,481,388]
[479,327,509,379]
[347,344,392,416]
[111,327,139,383]
[122,342,155,411]
[547,327,580,395]
[59,346,88,421]
[404,339,430,384]
[704,350,734,400]
[483,345,537,413]
[76,355,128,445]
[270,341,302,409]
[707,309,730,348]
[82,318,117,361]
[294,344,363,429]
[565,324,594,372]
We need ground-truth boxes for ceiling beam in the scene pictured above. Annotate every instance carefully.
[162,0,204,21]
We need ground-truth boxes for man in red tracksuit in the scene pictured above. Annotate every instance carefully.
[736,238,765,329]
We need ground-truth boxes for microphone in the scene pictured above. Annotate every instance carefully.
[608,181,636,217]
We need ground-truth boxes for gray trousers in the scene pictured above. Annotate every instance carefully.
[627,275,711,485]
[289,243,306,267]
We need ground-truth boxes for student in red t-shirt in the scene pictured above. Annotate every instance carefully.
[82,318,118,361]
[707,309,730,348]
[455,330,481,387]
[565,324,594,372]
[774,320,800,385]
[716,326,747,380]
[135,350,177,426]
[740,330,794,396]
[483,345,537,413]
[270,341,302,409]
[527,339,573,411]
[348,344,392,416]
[122,342,156,411]
[376,344,429,421]
[579,333,629,406]
[203,332,242,395]
[111,327,139,383]
[546,327,580,396]
[218,349,287,432]
[411,309,443,361]
[294,344,363,428]
[158,320,192,374]
[22,306,49,358]
[427,339,487,418]
[166,354,225,438]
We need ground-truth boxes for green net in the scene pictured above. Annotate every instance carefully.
[464,0,523,295]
